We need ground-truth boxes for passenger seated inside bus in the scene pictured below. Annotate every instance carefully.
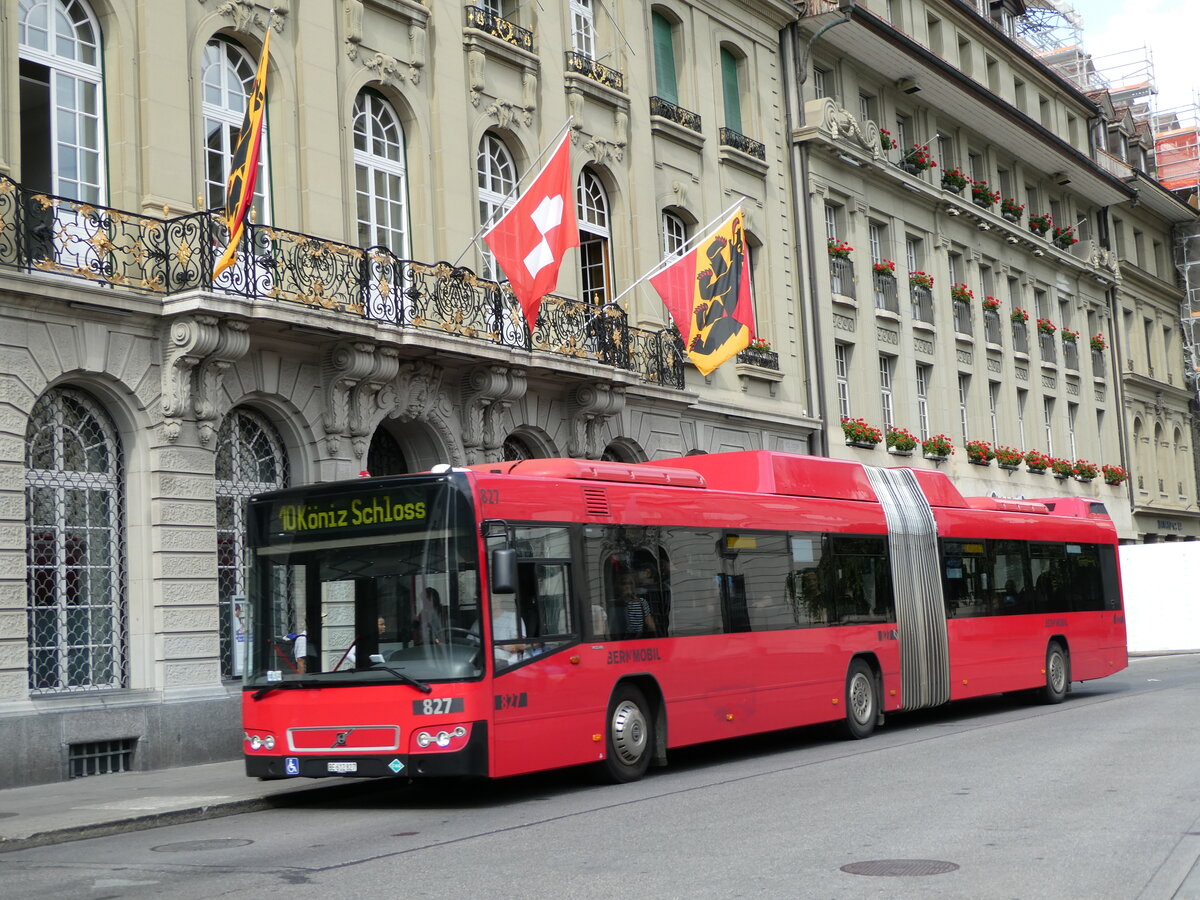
[609,571,657,638]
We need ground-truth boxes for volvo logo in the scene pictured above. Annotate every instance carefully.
[331,728,355,748]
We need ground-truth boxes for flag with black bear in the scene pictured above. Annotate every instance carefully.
[213,27,271,280]
[649,208,755,376]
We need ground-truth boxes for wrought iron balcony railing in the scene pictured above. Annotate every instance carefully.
[829,257,855,298]
[910,286,934,324]
[0,175,683,388]
[649,96,702,133]
[953,299,973,335]
[1012,322,1029,354]
[564,51,624,91]
[983,309,1002,344]
[736,345,780,369]
[1062,340,1079,370]
[719,127,767,161]
[464,6,534,52]
[872,272,898,313]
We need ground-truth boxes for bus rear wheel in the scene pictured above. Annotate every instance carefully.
[1040,642,1069,704]
[601,684,653,783]
[843,659,878,740]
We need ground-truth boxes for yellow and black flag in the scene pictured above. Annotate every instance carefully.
[650,208,756,377]
[213,26,271,280]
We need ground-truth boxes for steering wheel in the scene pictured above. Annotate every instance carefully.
[445,627,482,646]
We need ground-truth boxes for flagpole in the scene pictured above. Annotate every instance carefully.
[609,196,749,307]
[451,117,574,269]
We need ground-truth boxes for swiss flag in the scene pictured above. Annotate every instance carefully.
[484,133,580,332]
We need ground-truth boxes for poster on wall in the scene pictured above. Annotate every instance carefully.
[231,595,247,677]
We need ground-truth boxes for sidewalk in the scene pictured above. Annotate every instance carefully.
[0,759,356,853]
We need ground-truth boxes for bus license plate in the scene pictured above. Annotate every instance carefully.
[327,761,357,774]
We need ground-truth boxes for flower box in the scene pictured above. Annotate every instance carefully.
[841,417,882,446]
[981,296,1001,312]
[1102,464,1128,485]
[950,282,974,304]
[1061,328,1079,343]
[1052,225,1078,248]
[873,259,896,276]
[1090,334,1108,352]
[879,128,896,150]
[1011,307,1029,323]
[909,271,935,291]
[994,445,1025,468]
[1001,197,1025,221]
[1050,457,1073,478]
[1073,460,1098,482]
[1025,449,1051,473]
[828,238,853,260]
[1028,213,1052,236]
[970,180,1000,208]
[964,440,995,465]
[1036,318,1057,336]
[922,433,954,458]
[886,426,918,453]
[900,144,936,173]
[941,167,968,193]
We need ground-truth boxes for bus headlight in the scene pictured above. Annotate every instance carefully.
[411,724,471,753]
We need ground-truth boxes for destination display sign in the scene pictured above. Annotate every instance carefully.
[253,480,462,545]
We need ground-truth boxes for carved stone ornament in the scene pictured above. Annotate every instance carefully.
[461,365,527,464]
[364,53,412,88]
[321,341,380,457]
[161,315,250,444]
[348,346,401,459]
[343,0,363,59]
[818,99,886,161]
[390,361,446,425]
[566,382,626,459]
[486,99,530,131]
[209,0,288,34]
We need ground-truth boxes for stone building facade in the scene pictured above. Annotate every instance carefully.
[0,0,804,786]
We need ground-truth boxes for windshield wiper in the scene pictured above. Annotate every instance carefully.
[250,679,319,701]
[368,654,433,693]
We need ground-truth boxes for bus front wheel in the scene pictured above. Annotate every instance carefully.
[601,684,653,783]
[843,659,878,740]
[1040,642,1069,704]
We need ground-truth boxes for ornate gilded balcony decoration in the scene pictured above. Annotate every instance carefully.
[0,175,682,389]
[649,96,701,133]
[564,50,624,91]
[464,6,533,52]
[719,127,766,161]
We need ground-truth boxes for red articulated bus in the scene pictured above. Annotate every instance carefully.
[241,450,1126,783]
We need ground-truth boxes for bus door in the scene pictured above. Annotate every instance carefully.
[486,525,596,776]
[864,467,950,709]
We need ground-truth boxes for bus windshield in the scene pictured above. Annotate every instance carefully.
[243,475,483,686]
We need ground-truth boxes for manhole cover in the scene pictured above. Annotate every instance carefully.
[151,839,254,853]
[841,859,960,877]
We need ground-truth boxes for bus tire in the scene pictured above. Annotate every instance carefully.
[1040,642,1069,705]
[843,659,878,740]
[601,684,653,783]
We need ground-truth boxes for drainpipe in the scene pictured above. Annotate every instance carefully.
[1097,205,1135,537]
[781,0,855,457]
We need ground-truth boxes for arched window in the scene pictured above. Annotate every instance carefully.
[366,428,409,477]
[25,387,125,693]
[651,10,679,104]
[202,37,271,222]
[662,209,688,257]
[577,169,611,306]
[353,90,409,256]
[477,133,517,280]
[18,0,105,201]
[215,409,288,677]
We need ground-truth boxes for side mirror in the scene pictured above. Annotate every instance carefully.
[491,548,517,595]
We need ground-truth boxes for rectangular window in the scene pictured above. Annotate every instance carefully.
[1026,185,1039,216]
[997,168,1012,200]
[1034,288,1048,319]
[570,0,595,58]
[989,381,1000,444]
[652,12,678,104]
[835,344,851,419]
[1043,397,1054,454]
[906,236,921,273]
[879,355,895,431]
[1016,388,1027,448]
[813,65,829,100]
[825,204,839,241]
[895,114,911,151]
[1133,230,1145,268]
[859,92,877,125]
[986,55,999,92]
[927,15,943,56]
[721,48,743,134]
[916,364,931,440]
[1014,78,1027,112]
[958,374,970,443]
[1067,401,1078,460]
[968,152,984,183]
[937,134,956,172]
[957,34,973,77]
[869,222,884,264]
[980,264,994,299]
[948,251,963,285]
[1039,94,1051,128]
